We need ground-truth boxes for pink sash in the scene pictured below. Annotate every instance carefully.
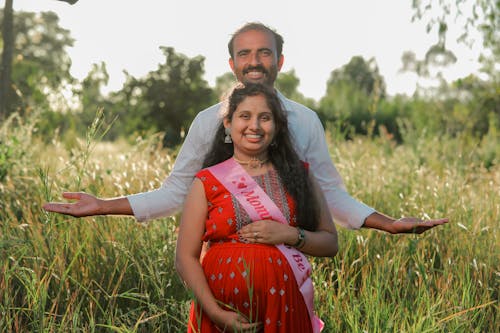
[208,158,324,332]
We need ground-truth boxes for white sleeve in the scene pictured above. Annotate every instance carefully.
[127,107,219,222]
[304,114,375,229]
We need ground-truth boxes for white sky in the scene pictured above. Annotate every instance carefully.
[10,0,482,100]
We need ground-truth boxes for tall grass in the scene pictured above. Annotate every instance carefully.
[0,112,498,332]
[315,128,499,332]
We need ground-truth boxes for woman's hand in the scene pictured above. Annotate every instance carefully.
[238,220,297,245]
[212,309,262,333]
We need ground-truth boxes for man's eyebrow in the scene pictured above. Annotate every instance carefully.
[257,47,273,52]
[236,47,273,55]
[236,48,250,54]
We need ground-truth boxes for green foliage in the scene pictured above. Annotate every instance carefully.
[276,69,317,109]
[453,74,500,135]
[315,54,499,144]
[319,81,371,136]
[276,69,301,97]
[101,47,216,147]
[139,47,216,147]
[318,56,385,137]
[372,97,402,141]
[11,11,74,88]
[214,72,237,100]
[0,9,75,115]
[385,74,500,142]
[326,56,386,98]
[0,113,34,183]
[69,62,125,142]
[79,62,110,113]
[411,0,499,66]
[3,8,497,152]
[0,136,15,182]
[400,46,457,80]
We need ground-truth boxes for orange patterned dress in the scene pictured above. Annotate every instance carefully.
[186,168,313,333]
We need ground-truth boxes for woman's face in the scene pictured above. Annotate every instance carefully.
[224,94,275,159]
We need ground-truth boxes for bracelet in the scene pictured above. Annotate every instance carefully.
[293,227,306,249]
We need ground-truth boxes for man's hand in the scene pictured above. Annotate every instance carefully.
[363,212,449,234]
[43,192,133,217]
[43,192,102,217]
[391,217,449,234]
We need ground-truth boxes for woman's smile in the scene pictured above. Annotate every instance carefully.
[244,133,264,141]
[224,94,275,159]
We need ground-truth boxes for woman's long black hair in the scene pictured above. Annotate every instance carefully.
[202,83,320,231]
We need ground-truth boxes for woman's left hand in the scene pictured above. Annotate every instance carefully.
[238,220,296,245]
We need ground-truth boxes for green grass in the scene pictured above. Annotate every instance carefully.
[0,113,498,332]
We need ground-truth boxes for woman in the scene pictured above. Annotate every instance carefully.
[175,83,338,333]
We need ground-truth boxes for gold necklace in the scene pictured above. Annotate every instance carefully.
[232,156,268,169]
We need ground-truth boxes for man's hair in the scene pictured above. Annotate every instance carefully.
[227,22,284,59]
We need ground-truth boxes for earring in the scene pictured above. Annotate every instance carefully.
[224,127,232,143]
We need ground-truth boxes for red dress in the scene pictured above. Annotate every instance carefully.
[187,168,313,333]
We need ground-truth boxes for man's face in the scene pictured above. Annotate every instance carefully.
[229,29,284,87]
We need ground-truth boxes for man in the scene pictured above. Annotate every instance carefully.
[44,22,448,233]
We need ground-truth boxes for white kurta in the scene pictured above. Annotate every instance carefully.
[127,91,375,229]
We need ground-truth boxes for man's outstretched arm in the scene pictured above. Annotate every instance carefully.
[43,192,133,217]
[43,105,221,221]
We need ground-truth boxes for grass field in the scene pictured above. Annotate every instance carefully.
[0,113,498,332]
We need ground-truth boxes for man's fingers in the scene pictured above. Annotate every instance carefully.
[422,218,448,226]
[42,203,56,211]
[62,192,82,200]
[43,203,70,214]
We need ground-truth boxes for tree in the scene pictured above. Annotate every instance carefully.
[71,62,121,139]
[0,8,75,117]
[276,69,301,98]
[411,0,499,79]
[0,0,13,120]
[147,47,215,146]
[213,72,237,101]
[408,0,499,139]
[275,69,316,109]
[325,56,386,98]
[319,56,386,136]
[1,0,77,120]
[115,47,215,147]
[79,62,110,111]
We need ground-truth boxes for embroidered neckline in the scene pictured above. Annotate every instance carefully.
[232,156,268,169]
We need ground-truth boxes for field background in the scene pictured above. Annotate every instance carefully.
[0,112,498,332]
[1,2,499,331]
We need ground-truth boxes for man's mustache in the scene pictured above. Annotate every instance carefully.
[243,66,268,74]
